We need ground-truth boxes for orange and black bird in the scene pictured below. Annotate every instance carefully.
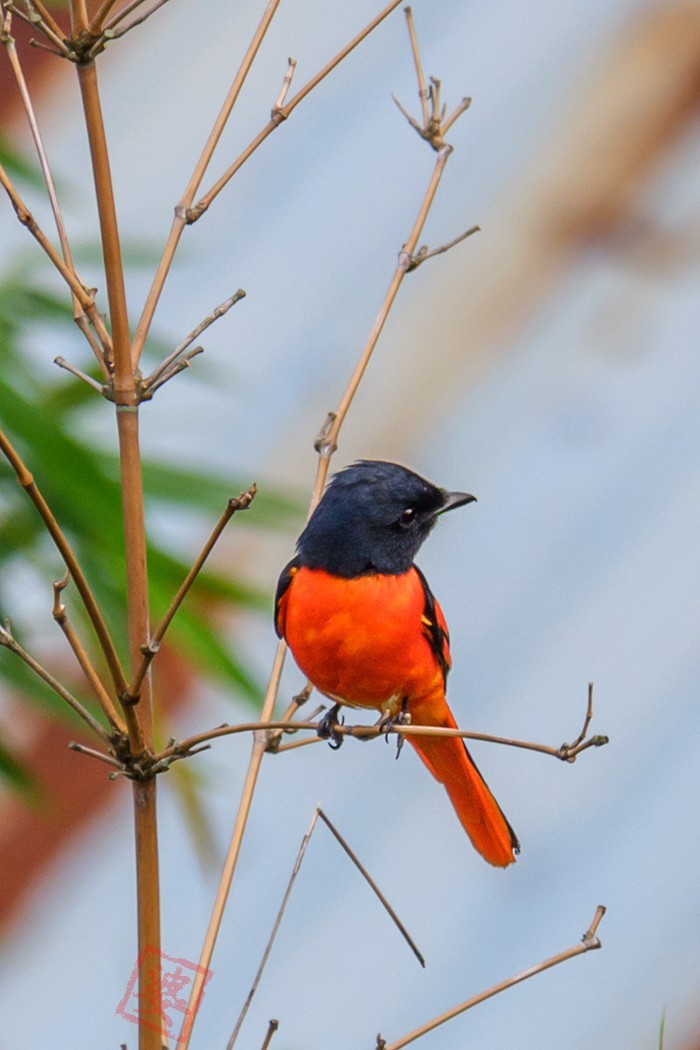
[275,460,519,868]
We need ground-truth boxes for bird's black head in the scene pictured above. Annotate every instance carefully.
[296,460,476,577]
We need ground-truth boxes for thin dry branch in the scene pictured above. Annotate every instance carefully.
[226,809,321,1048]
[52,572,127,734]
[150,687,608,767]
[101,0,155,32]
[54,355,107,394]
[406,224,480,271]
[227,806,423,1048]
[142,346,203,396]
[6,2,73,58]
[1,10,111,372]
[68,739,124,769]
[127,485,257,701]
[0,159,112,354]
[74,43,162,1050]
[91,0,171,54]
[376,906,606,1049]
[22,0,65,40]
[144,289,246,392]
[317,808,425,967]
[259,1020,279,1050]
[178,642,288,1048]
[187,0,405,224]
[307,142,454,511]
[87,0,120,34]
[0,428,128,700]
[0,619,111,742]
[130,0,283,367]
[404,7,429,127]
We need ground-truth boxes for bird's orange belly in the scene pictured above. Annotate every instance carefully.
[282,567,443,709]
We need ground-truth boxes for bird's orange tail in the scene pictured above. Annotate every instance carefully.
[408,695,519,867]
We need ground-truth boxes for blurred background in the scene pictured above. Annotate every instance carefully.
[1,0,700,1046]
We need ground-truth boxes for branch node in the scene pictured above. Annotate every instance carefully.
[314,411,338,456]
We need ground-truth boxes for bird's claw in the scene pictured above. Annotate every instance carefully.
[377,700,411,760]
[317,704,345,750]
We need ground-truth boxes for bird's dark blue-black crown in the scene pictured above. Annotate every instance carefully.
[296,460,475,576]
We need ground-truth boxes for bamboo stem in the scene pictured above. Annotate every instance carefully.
[76,54,160,1050]
[178,642,287,1048]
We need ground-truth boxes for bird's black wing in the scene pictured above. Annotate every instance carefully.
[274,556,301,639]
[413,564,451,686]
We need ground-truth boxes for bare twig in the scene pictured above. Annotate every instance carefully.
[265,683,312,752]
[178,641,288,1048]
[441,95,472,136]
[92,0,172,54]
[226,809,321,1048]
[259,1020,279,1050]
[142,346,204,397]
[227,806,423,1048]
[26,37,66,58]
[1,8,111,371]
[154,682,607,766]
[23,0,65,40]
[0,619,111,742]
[376,906,606,1049]
[273,734,321,754]
[127,485,256,702]
[406,224,480,271]
[0,428,129,701]
[188,0,405,223]
[0,161,109,335]
[68,740,125,770]
[317,808,425,966]
[404,7,429,128]
[144,289,246,391]
[308,143,454,510]
[54,356,107,394]
[101,0,154,32]
[130,0,283,368]
[87,0,120,34]
[6,3,73,58]
[52,572,126,734]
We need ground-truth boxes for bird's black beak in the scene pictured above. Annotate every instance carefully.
[438,490,477,515]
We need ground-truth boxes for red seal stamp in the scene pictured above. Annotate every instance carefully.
[116,946,213,1044]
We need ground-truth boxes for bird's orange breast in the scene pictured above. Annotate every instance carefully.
[278,566,445,709]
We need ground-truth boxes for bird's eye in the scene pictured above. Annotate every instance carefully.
[400,507,416,527]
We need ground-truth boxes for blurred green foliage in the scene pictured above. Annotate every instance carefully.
[0,142,301,791]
